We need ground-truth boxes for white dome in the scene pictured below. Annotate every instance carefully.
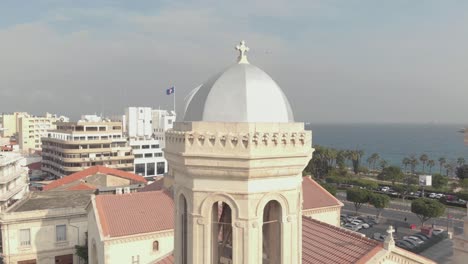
[183,41,294,123]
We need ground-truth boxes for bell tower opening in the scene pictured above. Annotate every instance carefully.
[262,200,282,264]
[211,201,233,264]
[179,194,188,264]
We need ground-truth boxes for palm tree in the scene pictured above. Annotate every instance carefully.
[419,154,428,173]
[427,160,435,173]
[366,156,373,170]
[370,153,380,170]
[444,163,454,177]
[379,160,388,170]
[402,157,411,173]
[348,149,364,175]
[457,157,465,167]
[438,157,446,174]
[409,155,419,174]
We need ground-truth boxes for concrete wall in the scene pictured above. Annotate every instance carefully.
[302,206,341,227]
[87,205,106,264]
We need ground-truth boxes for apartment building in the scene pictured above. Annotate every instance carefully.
[0,153,29,212]
[41,116,134,179]
[124,108,174,177]
[0,112,69,152]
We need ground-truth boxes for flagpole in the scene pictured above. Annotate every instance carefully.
[173,86,176,117]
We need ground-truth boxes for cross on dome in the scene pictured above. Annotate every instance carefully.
[386,225,395,235]
[236,40,250,64]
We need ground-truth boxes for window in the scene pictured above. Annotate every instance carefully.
[157,162,165,175]
[132,145,140,150]
[155,152,163,157]
[144,153,152,158]
[211,202,233,263]
[151,144,159,149]
[142,145,150,149]
[56,225,67,241]
[135,164,145,175]
[153,240,159,251]
[168,119,173,125]
[19,229,31,246]
[262,200,282,264]
[134,154,143,158]
[147,163,155,176]
[132,255,140,264]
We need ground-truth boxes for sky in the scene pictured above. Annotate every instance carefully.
[1,0,468,123]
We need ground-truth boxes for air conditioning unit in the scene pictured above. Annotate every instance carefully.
[123,187,131,194]
[116,188,123,195]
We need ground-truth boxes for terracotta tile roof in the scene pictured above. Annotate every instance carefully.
[154,254,174,264]
[95,190,174,238]
[44,166,147,191]
[302,216,382,264]
[139,176,165,192]
[302,177,343,210]
[67,182,95,191]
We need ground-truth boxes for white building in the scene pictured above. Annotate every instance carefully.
[124,107,175,177]
[125,107,153,138]
[0,152,29,212]
[130,139,166,177]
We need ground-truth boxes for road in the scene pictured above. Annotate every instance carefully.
[338,195,465,235]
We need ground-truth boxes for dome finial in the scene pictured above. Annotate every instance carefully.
[236,40,249,64]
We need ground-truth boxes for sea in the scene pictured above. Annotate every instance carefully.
[307,123,468,171]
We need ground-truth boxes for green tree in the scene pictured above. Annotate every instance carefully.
[393,184,417,200]
[457,157,466,167]
[377,166,404,185]
[368,153,380,170]
[409,155,419,174]
[346,188,370,215]
[432,174,448,190]
[348,150,364,175]
[379,160,388,170]
[419,154,429,173]
[456,165,468,180]
[427,160,435,173]
[444,163,454,177]
[438,157,446,174]
[369,193,390,219]
[402,157,411,173]
[411,198,445,226]
[305,145,330,179]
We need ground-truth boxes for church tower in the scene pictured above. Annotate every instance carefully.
[165,41,313,264]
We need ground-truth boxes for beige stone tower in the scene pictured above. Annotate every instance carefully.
[165,41,313,264]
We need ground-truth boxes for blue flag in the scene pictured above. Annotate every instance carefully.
[166,87,175,95]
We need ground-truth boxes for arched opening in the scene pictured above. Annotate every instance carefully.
[179,194,188,264]
[211,201,233,264]
[262,200,282,264]
[152,240,159,252]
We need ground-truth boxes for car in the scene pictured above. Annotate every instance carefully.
[428,193,437,198]
[412,234,429,241]
[403,239,420,247]
[403,236,424,245]
[343,223,360,231]
[396,240,416,249]
[346,216,357,222]
[381,186,390,192]
[432,228,445,235]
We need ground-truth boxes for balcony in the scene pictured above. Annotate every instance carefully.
[0,182,27,201]
[0,169,27,184]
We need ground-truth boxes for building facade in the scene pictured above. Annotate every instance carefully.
[130,139,166,177]
[41,116,133,179]
[0,112,27,138]
[0,190,91,264]
[0,153,29,213]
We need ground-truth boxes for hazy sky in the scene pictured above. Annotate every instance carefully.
[1,0,468,123]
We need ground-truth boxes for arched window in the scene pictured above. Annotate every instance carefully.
[263,200,282,264]
[152,240,159,251]
[211,201,233,264]
[179,194,188,264]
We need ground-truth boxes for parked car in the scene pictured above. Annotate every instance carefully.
[396,240,416,249]
[381,186,390,192]
[403,236,424,245]
[343,223,360,231]
[432,228,445,235]
[412,234,429,241]
[351,220,369,229]
[403,239,420,247]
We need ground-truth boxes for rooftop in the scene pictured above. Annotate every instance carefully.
[302,217,382,264]
[302,177,343,210]
[95,190,174,238]
[43,166,147,191]
[8,190,93,212]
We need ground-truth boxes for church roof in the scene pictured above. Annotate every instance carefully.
[302,177,343,210]
[95,190,174,238]
[302,217,382,264]
[43,165,147,191]
[183,41,294,123]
